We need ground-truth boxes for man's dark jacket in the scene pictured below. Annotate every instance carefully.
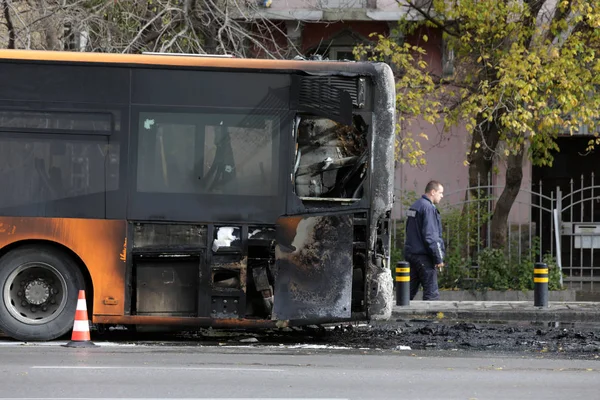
[404,195,445,265]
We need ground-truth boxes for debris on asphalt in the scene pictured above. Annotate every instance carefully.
[34,319,600,359]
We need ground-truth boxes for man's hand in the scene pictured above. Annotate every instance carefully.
[435,263,445,273]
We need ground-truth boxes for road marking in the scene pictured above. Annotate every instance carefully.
[285,344,352,350]
[31,366,284,372]
[0,341,135,347]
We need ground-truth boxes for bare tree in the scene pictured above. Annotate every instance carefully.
[1,0,303,58]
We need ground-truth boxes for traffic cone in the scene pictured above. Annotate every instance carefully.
[64,290,95,347]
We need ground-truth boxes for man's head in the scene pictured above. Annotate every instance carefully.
[424,180,444,205]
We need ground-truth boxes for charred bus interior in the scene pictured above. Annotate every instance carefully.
[129,108,372,323]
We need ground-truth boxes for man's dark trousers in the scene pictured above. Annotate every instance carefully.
[409,255,439,300]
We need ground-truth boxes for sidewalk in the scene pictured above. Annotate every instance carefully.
[391,301,600,323]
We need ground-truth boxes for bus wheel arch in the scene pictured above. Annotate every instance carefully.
[0,241,92,341]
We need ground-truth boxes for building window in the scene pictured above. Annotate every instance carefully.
[328,46,356,61]
[442,39,455,77]
[306,30,374,61]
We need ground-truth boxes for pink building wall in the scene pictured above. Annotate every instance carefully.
[393,120,471,219]
[394,128,534,225]
[394,125,534,224]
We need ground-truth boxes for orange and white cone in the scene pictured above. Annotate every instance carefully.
[64,290,95,347]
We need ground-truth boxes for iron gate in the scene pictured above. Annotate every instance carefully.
[555,173,600,292]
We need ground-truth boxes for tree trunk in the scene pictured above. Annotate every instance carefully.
[467,119,500,197]
[490,149,525,249]
[461,120,501,257]
[2,0,15,49]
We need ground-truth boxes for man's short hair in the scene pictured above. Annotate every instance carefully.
[425,180,442,194]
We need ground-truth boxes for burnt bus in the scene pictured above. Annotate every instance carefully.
[0,49,395,341]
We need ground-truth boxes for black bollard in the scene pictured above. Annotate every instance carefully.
[395,261,410,306]
[534,262,548,307]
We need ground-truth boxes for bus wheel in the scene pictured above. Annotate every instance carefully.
[0,246,85,341]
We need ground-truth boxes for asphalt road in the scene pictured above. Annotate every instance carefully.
[0,342,598,400]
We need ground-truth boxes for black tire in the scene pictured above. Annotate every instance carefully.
[0,245,85,341]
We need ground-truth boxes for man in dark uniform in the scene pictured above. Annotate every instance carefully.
[404,180,445,300]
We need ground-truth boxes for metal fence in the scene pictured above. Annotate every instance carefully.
[392,173,600,293]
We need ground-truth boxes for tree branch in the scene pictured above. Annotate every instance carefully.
[2,0,15,49]
[396,0,461,38]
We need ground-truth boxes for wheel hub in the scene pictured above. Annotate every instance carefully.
[4,261,67,325]
[24,279,50,305]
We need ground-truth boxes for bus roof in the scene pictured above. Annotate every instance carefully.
[0,49,377,75]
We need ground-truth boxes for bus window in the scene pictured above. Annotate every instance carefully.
[293,115,368,200]
[0,136,109,217]
[136,119,197,193]
[136,112,279,197]
[201,118,276,196]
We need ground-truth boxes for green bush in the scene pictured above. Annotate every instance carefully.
[467,241,562,292]
[476,248,510,290]
[437,260,470,290]
[545,254,563,291]
[390,245,403,268]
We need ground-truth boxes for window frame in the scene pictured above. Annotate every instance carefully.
[0,131,109,218]
[128,105,291,224]
[0,101,127,219]
[0,109,115,136]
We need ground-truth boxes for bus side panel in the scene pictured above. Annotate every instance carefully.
[0,216,126,316]
[273,214,353,321]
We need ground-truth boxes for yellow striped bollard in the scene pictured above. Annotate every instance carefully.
[396,261,410,306]
[534,262,548,308]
